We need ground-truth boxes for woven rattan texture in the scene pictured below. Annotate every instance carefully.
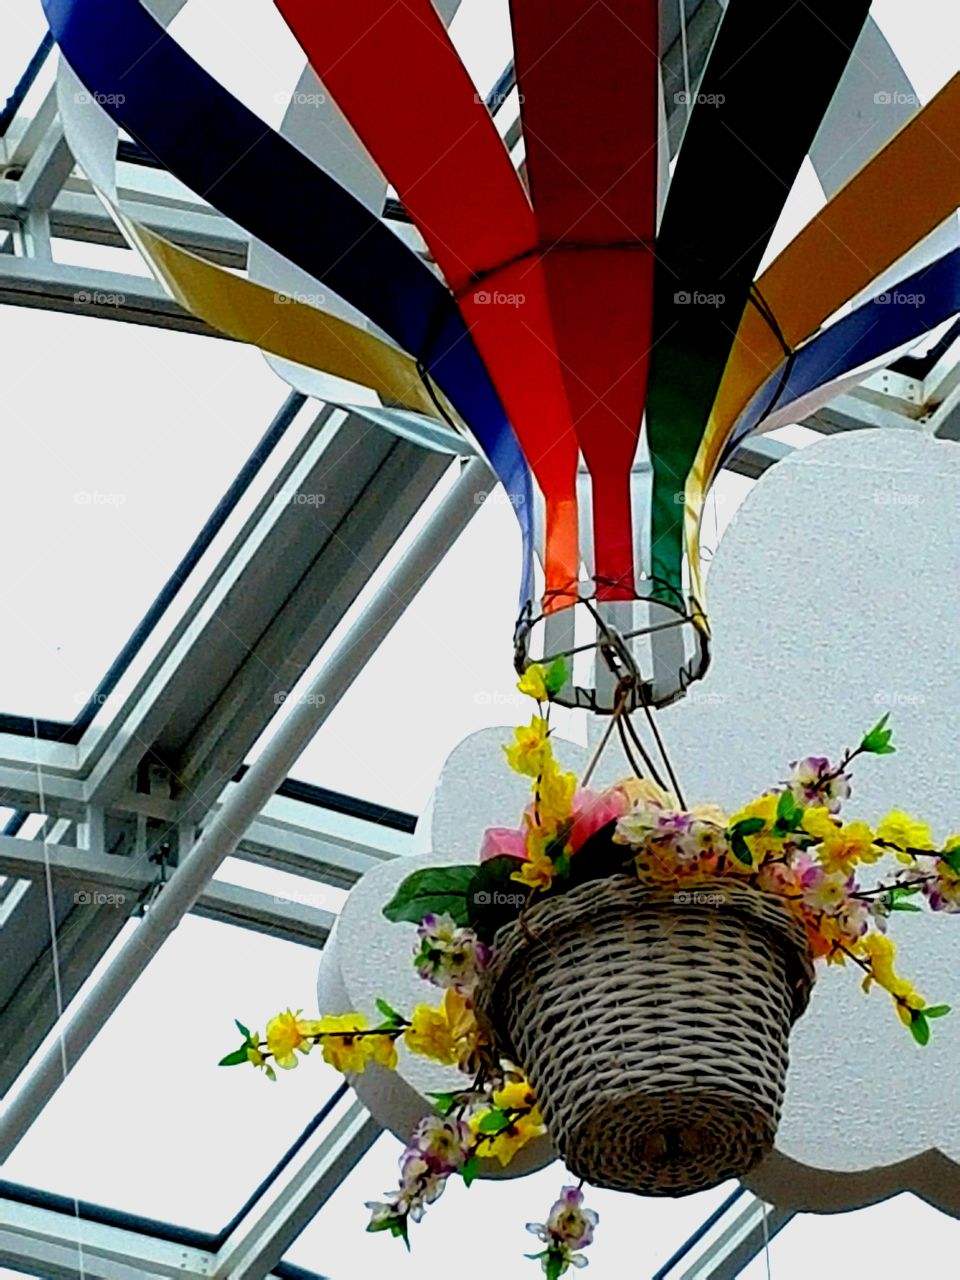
[476,875,815,1195]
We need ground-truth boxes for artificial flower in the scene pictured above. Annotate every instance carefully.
[728,792,778,829]
[310,1013,378,1073]
[480,825,527,862]
[527,1186,599,1276]
[538,760,578,827]
[789,756,850,813]
[815,821,881,877]
[517,664,550,702]
[800,806,838,842]
[266,1009,320,1070]
[397,1152,448,1220]
[618,777,678,812]
[492,1079,539,1113]
[469,1102,546,1166]
[404,988,479,1069]
[415,914,491,994]
[858,932,926,1025]
[411,1114,471,1174]
[245,1034,276,1082]
[923,837,960,912]
[504,717,551,778]
[876,810,936,856]
[567,786,629,854]
[511,850,557,892]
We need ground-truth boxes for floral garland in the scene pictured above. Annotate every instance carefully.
[221,663,957,1273]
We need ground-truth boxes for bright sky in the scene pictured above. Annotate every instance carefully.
[0,1,958,1277]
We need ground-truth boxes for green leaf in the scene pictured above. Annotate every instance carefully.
[889,884,920,900]
[925,1005,951,1019]
[234,1019,251,1040]
[219,1047,250,1067]
[910,1009,931,1046]
[460,1156,479,1187]
[776,789,802,826]
[465,857,527,943]
[552,852,571,880]
[890,901,922,912]
[383,865,475,927]
[730,830,755,866]
[861,713,896,755]
[943,848,960,876]
[375,998,405,1028]
[427,1091,463,1116]
[367,1217,410,1249]
[732,817,766,837]
[545,1249,566,1280]
[544,656,568,697]
[477,1108,510,1133]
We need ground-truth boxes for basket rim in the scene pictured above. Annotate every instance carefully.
[476,872,816,1034]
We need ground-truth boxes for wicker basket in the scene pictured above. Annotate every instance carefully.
[475,874,815,1195]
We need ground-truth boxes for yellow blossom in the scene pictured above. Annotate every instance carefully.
[245,1034,276,1081]
[504,717,551,778]
[404,989,479,1066]
[266,1009,319,1070]
[511,850,556,892]
[816,821,881,877]
[312,1013,371,1073]
[517,664,549,701]
[800,806,838,842]
[618,777,679,811]
[469,1085,546,1167]
[537,760,577,826]
[858,933,925,1025]
[492,1079,539,1112]
[729,794,778,829]
[363,1034,400,1071]
[876,810,935,857]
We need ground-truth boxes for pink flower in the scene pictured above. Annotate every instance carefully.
[568,787,629,853]
[480,826,527,862]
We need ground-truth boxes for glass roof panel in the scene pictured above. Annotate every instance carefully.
[285,1129,736,1279]
[3,915,338,1231]
[0,305,285,721]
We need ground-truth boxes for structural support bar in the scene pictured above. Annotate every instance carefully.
[0,458,489,1159]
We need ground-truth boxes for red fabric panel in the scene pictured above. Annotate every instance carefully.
[275,0,579,606]
[510,0,659,599]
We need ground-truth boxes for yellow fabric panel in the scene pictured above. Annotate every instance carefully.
[125,217,457,424]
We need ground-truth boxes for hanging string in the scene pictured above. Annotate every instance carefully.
[32,714,88,1280]
[579,688,628,788]
[637,697,687,808]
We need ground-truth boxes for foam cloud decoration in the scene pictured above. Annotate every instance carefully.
[321,429,960,1212]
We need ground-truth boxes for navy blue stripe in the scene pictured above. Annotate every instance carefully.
[724,248,960,466]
